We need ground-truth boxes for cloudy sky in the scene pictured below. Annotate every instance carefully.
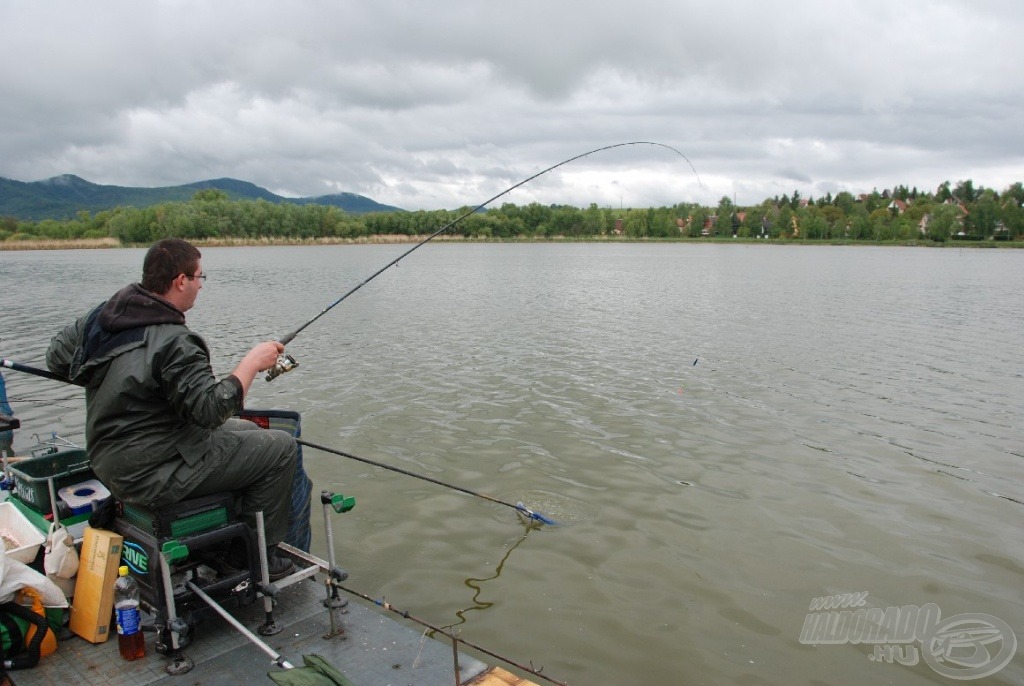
[1,1,1021,210]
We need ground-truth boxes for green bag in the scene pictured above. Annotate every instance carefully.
[267,653,357,686]
[0,600,52,670]
[0,609,29,659]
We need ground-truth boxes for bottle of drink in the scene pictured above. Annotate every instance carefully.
[114,565,146,660]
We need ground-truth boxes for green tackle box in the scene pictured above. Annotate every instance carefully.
[8,448,95,516]
[119,492,234,538]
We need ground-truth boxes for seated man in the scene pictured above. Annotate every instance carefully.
[47,238,305,579]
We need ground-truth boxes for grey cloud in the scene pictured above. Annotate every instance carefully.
[1,0,1022,210]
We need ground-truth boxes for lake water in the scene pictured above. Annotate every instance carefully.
[2,243,1023,685]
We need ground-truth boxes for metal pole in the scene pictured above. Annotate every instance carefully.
[47,477,60,527]
[186,580,293,668]
[452,638,462,686]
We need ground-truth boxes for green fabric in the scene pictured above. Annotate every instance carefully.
[267,653,357,686]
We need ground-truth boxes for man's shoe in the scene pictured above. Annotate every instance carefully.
[267,547,295,581]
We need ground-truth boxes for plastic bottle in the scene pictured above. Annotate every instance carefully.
[114,565,146,660]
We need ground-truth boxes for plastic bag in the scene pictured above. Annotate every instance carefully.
[0,552,68,608]
[43,523,78,580]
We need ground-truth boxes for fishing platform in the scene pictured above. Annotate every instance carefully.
[0,409,545,686]
[10,569,530,686]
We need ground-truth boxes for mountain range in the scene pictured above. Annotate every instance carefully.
[0,174,404,220]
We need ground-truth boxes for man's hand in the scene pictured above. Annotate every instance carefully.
[245,341,286,372]
[231,341,286,397]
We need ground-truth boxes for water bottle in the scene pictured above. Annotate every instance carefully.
[114,565,146,660]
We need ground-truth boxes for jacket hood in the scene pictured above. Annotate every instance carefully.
[68,284,186,383]
[99,283,185,332]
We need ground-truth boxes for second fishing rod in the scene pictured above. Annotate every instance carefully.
[1,357,559,525]
[265,141,701,380]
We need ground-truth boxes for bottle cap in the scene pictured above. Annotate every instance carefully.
[119,565,129,576]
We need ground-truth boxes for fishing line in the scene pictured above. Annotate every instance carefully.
[268,141,702,378]
[449,523,539,630]
[335,582,568,686]
[297,439,557,525]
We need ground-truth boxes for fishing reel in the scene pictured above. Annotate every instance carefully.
[265,354,298,382]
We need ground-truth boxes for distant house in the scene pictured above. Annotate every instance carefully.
[888,199,908,214]
[701,214,717,237]
[944,198,969,217]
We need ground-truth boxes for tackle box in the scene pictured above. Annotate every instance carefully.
[119,492,235,538]
[9,448,95,516]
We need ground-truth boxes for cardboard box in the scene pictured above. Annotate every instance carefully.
[69,526,123,643]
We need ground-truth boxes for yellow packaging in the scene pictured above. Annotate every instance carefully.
[69,527,123,643]
[18,588,57,657]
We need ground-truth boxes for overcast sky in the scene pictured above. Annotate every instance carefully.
[1,1,1021,210]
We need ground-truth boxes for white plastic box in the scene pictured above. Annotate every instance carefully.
[0,501,47,563]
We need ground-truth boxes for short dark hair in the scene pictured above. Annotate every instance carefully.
[141,238,201,293]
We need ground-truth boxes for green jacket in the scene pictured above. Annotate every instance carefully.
[46,284,244,506]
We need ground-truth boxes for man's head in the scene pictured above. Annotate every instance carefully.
[141,238,204,312]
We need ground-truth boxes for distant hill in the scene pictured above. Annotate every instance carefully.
[0,174,403,220]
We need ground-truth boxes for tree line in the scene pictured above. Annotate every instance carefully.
[2,181,1022,245]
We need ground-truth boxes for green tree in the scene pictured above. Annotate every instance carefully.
[966,195,999,237]
[715,197,735,236]
[953,179,977,203]
[193,188,229,202]
[582,203,604,235]
[925,203,961,240]
[1001,197,1023,239]
[1003,182,1024,207]
[549,206,584,236]
[687,207,708,237]
[818,205,845,238]
[800,209,828,239]
[834,191,857,215]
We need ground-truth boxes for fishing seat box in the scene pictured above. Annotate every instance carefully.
[112,493,259,614]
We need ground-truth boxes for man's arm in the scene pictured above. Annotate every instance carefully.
[160,336,285,429]
[46,317,87,382]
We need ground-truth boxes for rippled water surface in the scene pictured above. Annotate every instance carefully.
[3,243,1023,685]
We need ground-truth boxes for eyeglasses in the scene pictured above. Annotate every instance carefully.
[184,273,207,281]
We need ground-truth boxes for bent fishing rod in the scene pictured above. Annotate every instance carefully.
[0,358,558,525]
[298,438,557,525]
[265,141,702,380]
